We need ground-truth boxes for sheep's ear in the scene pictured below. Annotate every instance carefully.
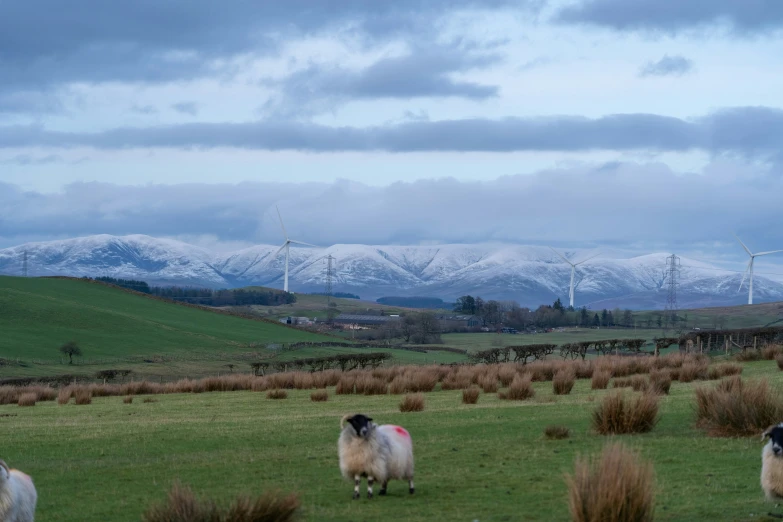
[762,425,775,440]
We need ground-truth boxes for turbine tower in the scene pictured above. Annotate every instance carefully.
[274,206,316,293]
[735,234,783,305]
[549,247,600,308]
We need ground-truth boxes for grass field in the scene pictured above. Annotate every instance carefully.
[439,328,664,352]
[1,359,781,521]
[240,291,412,321]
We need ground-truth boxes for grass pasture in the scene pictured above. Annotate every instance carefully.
[1,360,781,521]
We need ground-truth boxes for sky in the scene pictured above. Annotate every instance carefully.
[2,0,783,272]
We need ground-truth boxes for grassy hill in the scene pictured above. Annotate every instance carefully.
[235,289,414,320]
[0,276,339,379]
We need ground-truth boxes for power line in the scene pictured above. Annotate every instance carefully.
[664,254,680,324]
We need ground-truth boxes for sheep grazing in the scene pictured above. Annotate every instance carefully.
[762,423,783,503]
[338,414,415,500]
[0,459,37,522]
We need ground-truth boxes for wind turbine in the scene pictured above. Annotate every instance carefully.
[273,206,316,293]
[734,234,783,305]
[549,247,601,308]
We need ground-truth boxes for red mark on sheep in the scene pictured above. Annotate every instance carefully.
[393,426,409,437]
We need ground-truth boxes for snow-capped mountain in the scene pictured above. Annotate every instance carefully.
[2,234,782,310]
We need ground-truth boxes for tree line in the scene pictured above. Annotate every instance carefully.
[92,277,296,306]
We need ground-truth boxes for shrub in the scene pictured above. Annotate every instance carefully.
[591,370,611,390]
[74,388,92,405]
[506,374,535,401]
[648,371,671,396]
[566,442,655,522]
[123,396,133,404]
[310,390,329,402]
[266,389,288,400]
[777,354,783,371]
[707,363,743,380]
[57,387,72,405]
[544,425,570,440]
[553,368,576,395]
[462,387,480,405]
[142,482,300,522]
[695,376,783,437]
[592,392,659,435]
[17,392,36,407]
[399,393,425,412]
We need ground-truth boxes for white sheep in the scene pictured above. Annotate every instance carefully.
[0,459,37,522]
[762,423,783,503]
[338,414,415,499]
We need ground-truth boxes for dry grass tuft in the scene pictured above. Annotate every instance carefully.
[335,375,356,395]
[17,392,36,407]
[762,345,783,360]
[142,482,300,522]
[695,376,783,437]
[123,396,133,404]
[553,368,577,395]
[462,387,480,405]
[506,374,535,401]
[592,392,659,435]
[648,370,671,396]
[707,363,743,380]
[74,387,92,405]
[776,354,783,371]
[480,375,499,393]
[266,389,288,400]
[613,375,648,392]
[735,349,762,362]
[566,442,655,522]
[678,361,707,383]
[399,393,425,412]
[544,425,570,440]
[591,370,611,390]
[355,375,388,396]
[310,390,329,402]
[143,397,158,403]
[57,387,72,405]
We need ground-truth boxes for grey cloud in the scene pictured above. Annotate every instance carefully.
[1,154,65,165]
[639,55,693,77]
[171,102,199,116]
[1,161,782,250]
[0,1,526,98]
[130,104,158,115]
[1,107,782,157]
[264,44,500,116]
[556,0,783,34]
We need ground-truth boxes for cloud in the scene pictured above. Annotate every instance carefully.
[0,154,65,165]
[264,43,500,116]
[1,107,783,158]
[1,161,782,252]
[639,55,693,77]
[171,102,199,116]
[556,0,783,35]
[130,104,158,115]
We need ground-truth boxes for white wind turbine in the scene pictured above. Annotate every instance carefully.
[734,234,783,305]
[549,247,601,308]
[273,206,316,293]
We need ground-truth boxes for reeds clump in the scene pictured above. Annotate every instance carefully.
[553,368,577,395]
[142,482,300,522]
[505,374,535,401]
[74,387,92,405]
[462,387,480,405]
[776,354,783,371]
[57,387,73,405]
[310,390,329,402]
[695,376,783,437]
[648,370,671,396]
[613,375,648,392]
[544,425,570,440]
[399,393,425,413]
[266,389,288,400]
[566,442,655,522]
[17,392,36,407]
[592,392,659,435]
[123,396,133,404]
[707,363,743,380]
[678,361,707,383]
[591,370,611,390]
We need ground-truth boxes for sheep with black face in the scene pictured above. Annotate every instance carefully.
[0,459,37,522]
[762,423,783,502]
[338,414,415,500]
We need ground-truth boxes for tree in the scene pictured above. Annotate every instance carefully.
[400,315,417,342]
[656,315,662,328]
[580,307,589,327]
[59,341,82,364]
[480,300,503,327]
[553,298,565,314]
[592,313,600,327]
[622,309,633,328]
[600,309,609,327]
[411,312,442,344]
[454,295,477,314]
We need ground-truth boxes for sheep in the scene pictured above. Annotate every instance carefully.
[338,413,415,500]
[0,459,37,522]
[763,423,783,505]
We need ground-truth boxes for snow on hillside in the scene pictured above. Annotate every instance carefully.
[1,234,781,309]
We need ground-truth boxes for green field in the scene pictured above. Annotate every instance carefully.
[1,360,780,521]
[439,328,664,352]
[239,291,412,321]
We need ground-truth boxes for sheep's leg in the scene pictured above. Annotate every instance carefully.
[367,476,374,499]
[379,480,388,496]
[409,479,415,494]
[353,475,361,500]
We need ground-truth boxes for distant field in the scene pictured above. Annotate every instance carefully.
[240,291,411,321]
[1,359,780,521]
[439,328,664,352]
[633,301,783,330]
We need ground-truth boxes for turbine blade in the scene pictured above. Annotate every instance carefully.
[276,205,288,240]
[738,261,751,292]
[288,240,317,247]
[274,242,288,258]
[733,233,752,257]
[549,247,574,267]
[574,252,601,266]
[753,249,783,257]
